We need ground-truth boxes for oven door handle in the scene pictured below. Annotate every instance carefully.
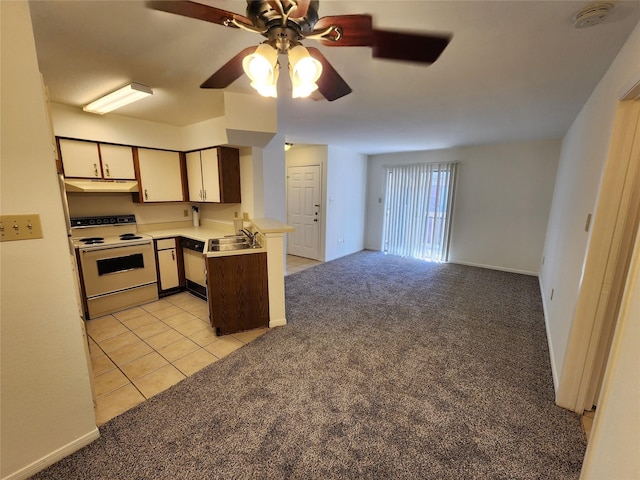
[80,241,152,253]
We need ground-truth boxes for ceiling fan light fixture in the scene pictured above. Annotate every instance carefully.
[83,82,153,115]
[249,71,279,98]
[288,45,322,98]
[243,43,279,97]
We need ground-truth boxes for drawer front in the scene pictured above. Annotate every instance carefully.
[156,238,176,250]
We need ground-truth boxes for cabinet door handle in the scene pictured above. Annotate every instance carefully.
[203,189,207,200]
[171,250,175,261]
[104,163,110,177]
[144,189,148,200]
[93,163,99,177]
[199,189,203,200]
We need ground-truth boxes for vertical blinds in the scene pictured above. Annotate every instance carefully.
[383,162,457,262]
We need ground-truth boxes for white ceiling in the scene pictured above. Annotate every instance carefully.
[29,0,640,155]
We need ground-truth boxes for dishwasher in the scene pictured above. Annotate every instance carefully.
[180,238,207,300]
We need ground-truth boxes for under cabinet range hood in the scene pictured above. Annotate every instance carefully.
[64,178,139,193]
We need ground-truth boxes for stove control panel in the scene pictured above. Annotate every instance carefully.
[70,214,136,228]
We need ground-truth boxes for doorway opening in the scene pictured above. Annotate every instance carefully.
[286,164,322,261]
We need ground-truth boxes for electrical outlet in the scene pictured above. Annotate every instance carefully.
[0,214,43,242]
[183,209,189,217]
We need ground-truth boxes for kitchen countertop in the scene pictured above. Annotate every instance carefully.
[139,219,293,257]
[143,224,234,243]
[141,218,294,243]
[252,218,295,234]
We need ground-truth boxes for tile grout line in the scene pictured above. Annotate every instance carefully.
[87,282,276,421]
[95,308,214,398]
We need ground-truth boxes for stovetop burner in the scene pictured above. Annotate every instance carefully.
[120,233,143,240]
[71,215,151,250]
[80,237,105,244]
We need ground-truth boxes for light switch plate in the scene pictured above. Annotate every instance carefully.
[0,214,44,242]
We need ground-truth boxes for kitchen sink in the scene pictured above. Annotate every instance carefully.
[208,236,253,251]
[209,236,247,245]
[209,242,251,252]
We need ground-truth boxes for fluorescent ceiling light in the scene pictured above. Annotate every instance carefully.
[83,83,153,115]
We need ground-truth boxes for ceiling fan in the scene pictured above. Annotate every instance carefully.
[146,0,452,101]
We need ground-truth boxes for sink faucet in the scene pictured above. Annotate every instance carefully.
[239,229,258,247]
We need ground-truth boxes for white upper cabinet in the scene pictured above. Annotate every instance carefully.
[201,148,222,203]
[58,138,135,179]
[99,144,136,179]
[186,151,205,202]
[186,148,221,203]
[136,148,184,202]
[59,139,101,178]
[185,147,240,204]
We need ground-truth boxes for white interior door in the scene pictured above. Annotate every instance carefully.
[287,165,321,260]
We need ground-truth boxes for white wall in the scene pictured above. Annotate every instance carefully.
[325,146,367,261]
[1,3,99,478]
[540,21,640,387]
[261,133,287,222]
[51,103,186,150]
[366,139,560,275]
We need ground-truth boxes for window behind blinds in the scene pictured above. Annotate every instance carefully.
[382,162,457,262]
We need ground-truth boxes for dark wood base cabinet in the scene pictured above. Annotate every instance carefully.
[206,252,269,336]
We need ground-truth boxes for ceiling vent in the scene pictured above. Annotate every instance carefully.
[573,2,615,28]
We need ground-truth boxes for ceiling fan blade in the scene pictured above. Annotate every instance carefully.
[200,46,257,89]
[371,29,451,64]
[146,0,253,29]
[313,14,373,46]
[307,47,352,101]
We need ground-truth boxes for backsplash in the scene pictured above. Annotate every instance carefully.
[66,193,244,226]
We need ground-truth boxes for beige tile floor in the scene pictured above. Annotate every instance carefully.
[286,254,322,275]
[88,255,320,425]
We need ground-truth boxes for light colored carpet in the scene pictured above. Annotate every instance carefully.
[31,251,586,479]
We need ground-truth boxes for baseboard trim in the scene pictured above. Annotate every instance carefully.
[269,317,287,328]
[3,428,100,480]
[449,260,538,276]
[538,275,560,393]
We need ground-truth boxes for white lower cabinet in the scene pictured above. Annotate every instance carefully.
[156,238,180,292]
